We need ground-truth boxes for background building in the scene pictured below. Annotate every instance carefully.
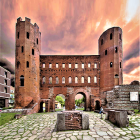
[0,66,11,108]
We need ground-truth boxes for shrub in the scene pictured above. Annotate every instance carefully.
[134,109,139,113]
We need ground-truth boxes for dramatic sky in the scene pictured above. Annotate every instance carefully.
[0,0,140,85]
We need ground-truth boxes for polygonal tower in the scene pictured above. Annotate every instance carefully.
[15,17,41,110]
[99,27,123,95]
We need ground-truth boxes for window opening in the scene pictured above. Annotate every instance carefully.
[56,63,58,68]
[49,63,52,68]
[49,77,52,84]
[62,63,65,68]
[32,49,34,55]
[94,63,97,68]
[75,63,78,68]
[69,77,72,83]
[20,75,24,86]
[81,77,84,83]
[88,63,91,68]
[26,61,29,68]
[110,62,113,67]
[101,39,103,45]
[42,77,46,84]
[75,77,78,83]
[110,33,112,40]
[88,77,91,83]
[43,63,45,68]
[115,47,118,53]
[21,46,24,53]
[94,76,97,83]
[37,38,38,44]
[62,77,65,84]
[69,63,71,68]
[82,63,84,69]
[56,77,59,84]
[105,50,107,55]
[27,32,29,39]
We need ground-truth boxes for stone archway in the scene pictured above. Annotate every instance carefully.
[75,92,86,111]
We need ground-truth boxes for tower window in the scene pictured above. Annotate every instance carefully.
[105,50,107,55]
[56,77,59,84]
[49,77,52,84]
[110,62,113,67]
[26,61,29,68]
[21,46,24,53]
[37,38,38,44]
[20,75,24,86]
[115,47,118,53]
[115,74,119,78]
[88,77,91,83]
[75,77,78,83]
[17,32,19,39]
[62,77,65,84]
[69,77,72,83]
[17,61,20,69]
[101,39,103,45]
[81,77,84,83]
[32,49,34,55]
[43,63,45,68]
[42,77,46,84]
[119,34,121,40]
[69,63,71,68]
[56,63,58,68]
[120,62,121,68]
[110,33,112,40]
[94,76,97,83]
[27,32,29,39]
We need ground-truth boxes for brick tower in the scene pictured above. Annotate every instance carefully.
[15,17,41,110]
[99,27,123,98]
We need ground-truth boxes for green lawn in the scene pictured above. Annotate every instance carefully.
[76,108,84,110]
[0,113,20,126]
[55,108,63,111]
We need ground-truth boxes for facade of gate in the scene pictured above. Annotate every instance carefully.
[15,17,125,112]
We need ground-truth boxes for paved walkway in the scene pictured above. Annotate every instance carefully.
[0,112,140,140]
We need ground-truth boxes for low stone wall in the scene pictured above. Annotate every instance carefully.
[57,111,89,131]
[106,110,129,127]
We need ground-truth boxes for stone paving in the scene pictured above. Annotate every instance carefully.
[0,112,140,140]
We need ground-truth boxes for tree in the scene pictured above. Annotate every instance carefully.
[55,96,65,106]
[75,96,85,106]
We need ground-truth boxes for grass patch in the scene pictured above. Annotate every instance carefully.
[76,108,84,110]
[0,113,18,126]
[55,109,63,112]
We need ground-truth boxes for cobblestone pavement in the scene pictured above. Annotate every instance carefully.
[0,112,140,140]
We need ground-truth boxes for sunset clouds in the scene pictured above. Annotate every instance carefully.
[0,0,140,84]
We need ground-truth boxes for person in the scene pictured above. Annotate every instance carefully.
[99,106,103,114]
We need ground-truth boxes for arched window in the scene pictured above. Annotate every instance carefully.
[32,49,34,55]
[26,61,29,68]
[110,62,113,67]
[17,61,20,69]
[120,62,121,68]
[75,77,78,83]
[37,38,38,44]
[42,77,46,84]
[56,77,59,84]
[81,77,84,83]
[27,32,29,39]
[49,77,52,84]
[20,75,24,86]
[115,74,119,78]
[43,63,45,68]
[69,77,72,83]
[105,50,107,55]
[110,33,112,40]
[115,47,118,53]
[17,32,19,39]
[82,63,84,68]
[21,46,24,53]
[94,76,97,83]
[88,77,91,83]
[62,77,65,84]
[101,39,103,45]
[75,63,78,68]
[94,63,97,68]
